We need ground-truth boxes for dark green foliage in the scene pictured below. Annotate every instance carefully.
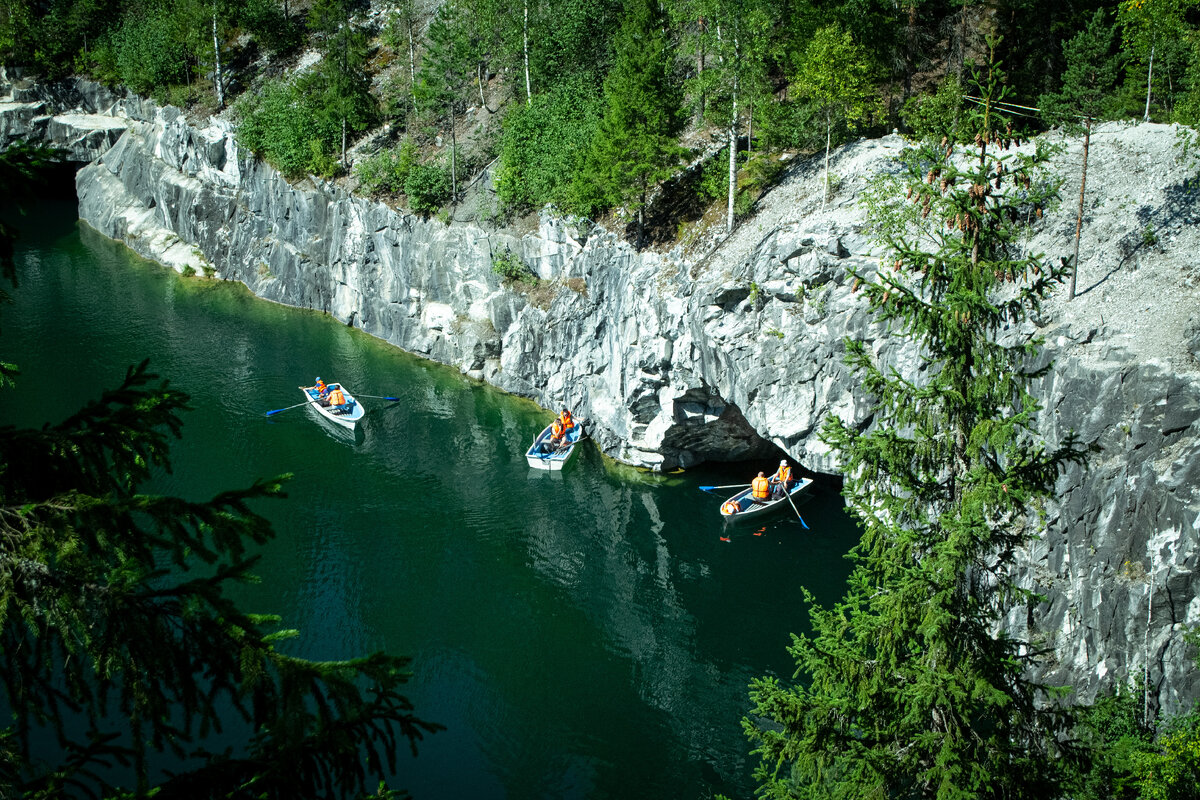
[745,54,1088,800]
[901,73,970,143]
[1039,8,1123,130]
[355,138,419,196]
[318,17,378,165]
[404,161,452,214]
[1066,682,1157,800]
[235,76,342,179]
[754,97,825,152]
[581,0,684,241]
[528,0,622,90]
[100,3,190,97]
[415,1,473,121]
[0,361,442,798]
[490,246,533,281]
[696,147,730,202]
[494,76,602,213]
[240,0,302,54]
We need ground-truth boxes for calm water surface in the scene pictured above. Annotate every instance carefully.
[1,196,861,799]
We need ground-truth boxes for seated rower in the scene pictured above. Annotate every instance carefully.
[547,417,566,450]
[770,459,794,499]
[326,385,347,413]
[751,471,771,504]
[313,377,329,399]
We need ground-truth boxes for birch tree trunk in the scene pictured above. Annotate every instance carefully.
[450,108,458,202]
[1144,44,1154,121]
[523,0,532,102]
[408,20,417,115]
[726,28,738,234]
[727,93,737,233]
[823,109,832,205]
[211,9,224,109]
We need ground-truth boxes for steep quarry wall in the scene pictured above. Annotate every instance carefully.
[3,70,1198,717]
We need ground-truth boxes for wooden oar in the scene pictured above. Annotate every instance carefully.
[700,483,752,493]
[264,401,310,417]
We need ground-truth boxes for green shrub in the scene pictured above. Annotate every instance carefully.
[733,189,755,220]
[236,76,341,179]
[697,149,730,201]
[355,138,418,196]
[900,74,970,143]
[491,248,533,282]
[494,77,601,214]
[107,6,188,97]
[404,162,451,214]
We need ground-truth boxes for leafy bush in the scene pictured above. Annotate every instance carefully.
[236,76,341,178]
[900,74,970,143]
[404,162,451,214]
[755,98,825,151]
[697,148,730,201]
[494,77,602,214]
[106,6,189,98]
[355,138,418,196]
[491,247,534,282]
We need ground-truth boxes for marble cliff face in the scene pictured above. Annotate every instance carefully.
[3,70,1198,716]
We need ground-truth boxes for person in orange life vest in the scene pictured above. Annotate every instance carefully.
[314,377,329,399]
[559,409,574,433]
[327,385,347,412]
[751,471,771,502]
[548,417,566,449]
[770,459,794,499]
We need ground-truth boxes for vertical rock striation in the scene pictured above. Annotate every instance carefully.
[2,70,1197,716]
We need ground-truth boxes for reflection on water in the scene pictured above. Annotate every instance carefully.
[1,199,863,799]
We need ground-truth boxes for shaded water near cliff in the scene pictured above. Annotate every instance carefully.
[1,197,862,798]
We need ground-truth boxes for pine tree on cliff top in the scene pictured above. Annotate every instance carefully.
[745,49,1089,800]
[583,0,684,248]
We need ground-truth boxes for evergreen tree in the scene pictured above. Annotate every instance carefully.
[0,146,439,798]
[745,51,1088,800]
[416,0,476,202]
[583,0,684,247]
[1040,8,1122,301]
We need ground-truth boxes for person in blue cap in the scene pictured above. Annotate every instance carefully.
[314,377,329,402]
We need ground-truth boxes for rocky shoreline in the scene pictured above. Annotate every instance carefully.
[2,69,1198,717]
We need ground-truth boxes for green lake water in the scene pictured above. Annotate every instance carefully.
[0,194,862,799]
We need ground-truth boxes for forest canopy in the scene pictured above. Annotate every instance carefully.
[3,0,1198,230]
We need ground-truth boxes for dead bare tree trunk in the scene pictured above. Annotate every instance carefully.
[1068,116,1091,301]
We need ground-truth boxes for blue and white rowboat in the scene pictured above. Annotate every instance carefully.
[300,383,366,430]
[719,477,814,522]
[525,421,584,471]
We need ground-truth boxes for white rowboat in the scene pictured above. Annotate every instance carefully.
[525,421,584,471]
[300,383,365,430]
[719,477,814,522]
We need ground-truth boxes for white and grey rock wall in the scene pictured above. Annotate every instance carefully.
[2,69,1198,717]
